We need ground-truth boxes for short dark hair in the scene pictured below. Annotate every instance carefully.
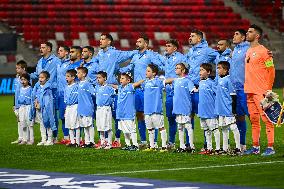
[177,62,189,74]
[250,24,263,38]
[120,72,132,82]
[138,34,150,45]
[40,71,50,80]
[60,45,70,53]
[218,39,231,47]
[217,61,230,72]
[191,29,203,39]
[83,46,94,55]
[235,29,246,37]
[20,73,31,84]
[16,60,27,69]
[147,64,159,75]
[97,71,107,79]
[101,33,113,44]
[71,46,82,54]
[77,67,88,75]
[166,39,179,49]
[66,69,77,77]
[43,41,53,51]
[200,63,213,74]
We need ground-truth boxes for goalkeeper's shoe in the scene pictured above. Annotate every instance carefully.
[244,147,260,155]
[261,148,275,156]
[143,147,156,152]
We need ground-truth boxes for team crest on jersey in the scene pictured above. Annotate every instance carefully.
[252,52,256,57]
[197,51,201,55]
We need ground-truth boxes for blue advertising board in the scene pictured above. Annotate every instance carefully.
[0,77,15,95]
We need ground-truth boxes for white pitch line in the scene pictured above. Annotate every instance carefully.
[96,160,284,175]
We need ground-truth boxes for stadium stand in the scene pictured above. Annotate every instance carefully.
[234,0,284,32]
[0,0,250,51]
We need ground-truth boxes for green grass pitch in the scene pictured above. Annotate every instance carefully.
[0,89,284,188]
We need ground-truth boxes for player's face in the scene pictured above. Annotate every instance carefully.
[233,31,245,44]
[15,65,25,75]
[82,48,92,60]
[58,47,68,59]
[40,44,50,56]
[77,70,85,80]
[100,35,110,49]
[136,38,147,51]
[146,67,155,79]
[66,73,74,85]
[217,64,227,76]
[120,75,130,86]
[165,43,177,55]
[97,74,106,85]
[199,67,209,80]
[217,40,228,53]
[246,28,258,42]
[175,65,183,76]
[39,74,47,85]
[70,48,79,61]
[21,77,29,87]
[189,33,201,45]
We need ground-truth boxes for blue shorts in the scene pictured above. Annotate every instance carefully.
[191,91,199,114]
[57,95,66,119]
[135,88,144,112]
[165,93,175,117]
[236,90,249,116]
[111,94,117,119]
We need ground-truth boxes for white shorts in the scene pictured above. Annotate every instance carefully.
[96,106,112,131]
[65,104,79,129]
[176,115,191,124]
[118,120,136,133]
[218,116,236,127]
[79,116,93,128]
[19,105,33,128]
[145,114,164,129]
[200,118,218,131]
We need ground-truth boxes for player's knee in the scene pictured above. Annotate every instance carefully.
[249,114,259,125]
[136,112,144,121]
[237,115,246,122]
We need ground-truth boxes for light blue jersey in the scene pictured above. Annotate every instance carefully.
[83,57,99,85]
[230,42,250,91]
[31,54,60,89]
[18,86,32,105]
[14,76,21,109]
[143,77,164,115]
[214,48,232,81]
[198,78,217,118]
[57,58,71,97]
[64,83,79,106]
[120,50,163,82]
[160,51,186,97]
[94,84,115,107]
[116,84,136,120]
[172,77,195,115]
[78,80,95,117]
[38,83,56,130]
[94,46,137,84]
[185,40,218,86]
[215,75,235,116]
